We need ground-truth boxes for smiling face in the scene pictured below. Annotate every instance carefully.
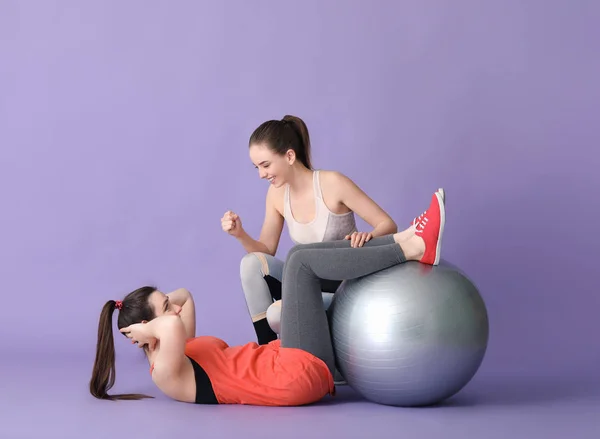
[249,142,296,188]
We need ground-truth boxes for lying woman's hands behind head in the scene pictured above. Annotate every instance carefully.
[120,322,157,351]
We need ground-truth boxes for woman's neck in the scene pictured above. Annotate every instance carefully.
[287,166,314,194]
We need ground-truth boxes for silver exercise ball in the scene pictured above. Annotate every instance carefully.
[329,261,489,407]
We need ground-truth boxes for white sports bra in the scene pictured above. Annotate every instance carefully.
[283,170,357,245]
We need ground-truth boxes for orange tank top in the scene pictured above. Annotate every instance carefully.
[179,336,335,406]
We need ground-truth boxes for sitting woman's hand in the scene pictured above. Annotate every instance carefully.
[120,323,158,350]
[344,231,373,248]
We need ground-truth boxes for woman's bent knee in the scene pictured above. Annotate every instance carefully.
[240,252,268,280]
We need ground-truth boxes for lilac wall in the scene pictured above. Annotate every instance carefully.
[1,0,598,380]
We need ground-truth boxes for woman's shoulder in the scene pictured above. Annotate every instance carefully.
[315,169,348,180]
[317,169,354,190]
[186,335,229,349]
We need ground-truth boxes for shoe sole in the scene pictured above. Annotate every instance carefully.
[433,191,445,265]
[437,188,445,205]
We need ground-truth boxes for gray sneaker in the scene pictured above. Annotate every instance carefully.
[334,368,347,386]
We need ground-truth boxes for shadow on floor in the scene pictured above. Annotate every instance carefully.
[316,375,600,408]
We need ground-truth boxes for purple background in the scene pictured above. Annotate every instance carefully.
[1,1,598,438]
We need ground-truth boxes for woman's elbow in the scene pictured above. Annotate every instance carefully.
[155,315,187,336]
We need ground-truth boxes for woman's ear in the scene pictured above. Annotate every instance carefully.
[286,149,296,165]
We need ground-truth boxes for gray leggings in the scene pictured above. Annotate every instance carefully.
[280,235,406,374]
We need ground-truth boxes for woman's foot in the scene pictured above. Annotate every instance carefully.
[396,191,445,265]
[393,227,415,243]
[410,188,445,227]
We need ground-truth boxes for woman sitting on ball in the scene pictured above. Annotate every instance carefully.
[90,190,445,406]
[221,114,445,346]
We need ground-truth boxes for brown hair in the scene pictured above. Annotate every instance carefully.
[89,286,157,400]
[249,114,312,169]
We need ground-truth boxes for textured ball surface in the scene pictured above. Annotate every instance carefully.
[329,261,489,407]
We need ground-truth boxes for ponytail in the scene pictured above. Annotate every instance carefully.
[282,115,312,170]
[89,300,152,401]
[249,114,313,170]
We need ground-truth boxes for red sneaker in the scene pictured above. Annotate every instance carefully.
[410,188,445,226]
[414,191,445,265]
[411,210,426,227]
[438,188,445,204]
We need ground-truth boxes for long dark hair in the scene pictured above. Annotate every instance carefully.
[249,114,312,169]
[89,286,157,400]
